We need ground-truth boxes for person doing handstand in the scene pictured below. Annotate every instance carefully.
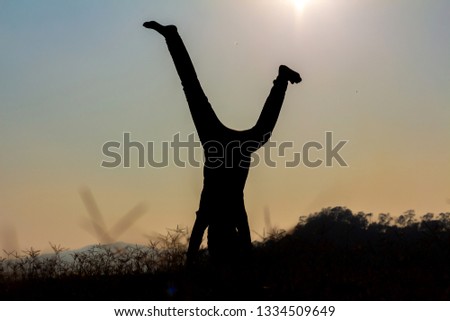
[143,21,301,264]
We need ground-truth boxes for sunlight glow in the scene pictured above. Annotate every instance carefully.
[291,0,312,11]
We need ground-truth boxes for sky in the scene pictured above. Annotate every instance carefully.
[1,0,449,252]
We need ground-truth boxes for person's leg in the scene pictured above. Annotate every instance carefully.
[233,65,301,257]
[245,65,301,146]
[143,21,223,143]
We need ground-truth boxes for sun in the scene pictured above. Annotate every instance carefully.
[291,0,312,11]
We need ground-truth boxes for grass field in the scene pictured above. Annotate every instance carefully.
[1,207,449,300]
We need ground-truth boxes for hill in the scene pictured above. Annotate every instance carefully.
[1,207,449,300]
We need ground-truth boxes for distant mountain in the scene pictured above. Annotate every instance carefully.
[2,242,152,265]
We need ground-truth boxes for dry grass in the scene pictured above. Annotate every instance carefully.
[1,208,450,300]
[1,226,189,282]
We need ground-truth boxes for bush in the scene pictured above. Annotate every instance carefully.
[1,207,449,300]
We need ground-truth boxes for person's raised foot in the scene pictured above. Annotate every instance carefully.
[142,21,177,37]
[279,65,302,84]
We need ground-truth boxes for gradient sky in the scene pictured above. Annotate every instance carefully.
[1,0,449,252]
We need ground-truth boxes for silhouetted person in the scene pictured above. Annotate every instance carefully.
[143,21,301,264]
